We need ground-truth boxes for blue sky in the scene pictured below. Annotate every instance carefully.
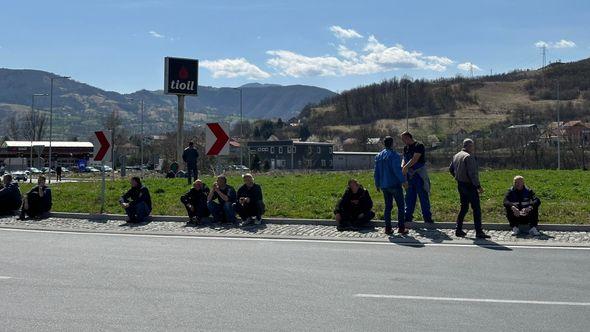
[1,0,589,93]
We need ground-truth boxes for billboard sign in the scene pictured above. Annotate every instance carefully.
[164,57,199,95]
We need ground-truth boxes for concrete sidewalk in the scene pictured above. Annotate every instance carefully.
[48,211,590,232]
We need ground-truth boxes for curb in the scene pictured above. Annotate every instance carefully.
[48,212,590,232]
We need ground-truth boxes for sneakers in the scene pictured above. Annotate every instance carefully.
[254,218,262,225]
[384,227,393,235]
[476,231,491,239]
[397,227,409,235]
[455,229,467,237]
[529,227,540,236]
[512,226,520,236]
[241,218,254,226]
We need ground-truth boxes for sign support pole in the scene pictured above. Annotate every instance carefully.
[100,160,106,214]
[177,95,185,163]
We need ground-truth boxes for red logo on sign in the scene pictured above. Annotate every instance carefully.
[179,67,189,79]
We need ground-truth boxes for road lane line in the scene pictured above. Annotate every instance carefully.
[354,294,590,307]
[1,227,590,251]
[0,276,12,280]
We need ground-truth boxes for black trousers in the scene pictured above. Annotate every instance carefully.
[183,202,210,219]
[456,182,482,232]
[338,210,375,228]
[22,195,50,218]
[233,201,265,220]
[506,207,539,227]
[186,166,198,184]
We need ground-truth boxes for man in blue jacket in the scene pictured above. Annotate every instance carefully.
[182,141,199,185]
[374,136,409,235]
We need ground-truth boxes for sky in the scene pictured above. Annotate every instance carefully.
[1,0,589,94]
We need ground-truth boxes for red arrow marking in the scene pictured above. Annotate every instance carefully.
[207,123,229,156]
[94,131,111,161]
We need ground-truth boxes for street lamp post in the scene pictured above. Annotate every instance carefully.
[140,99,144,178]
[29,93,48,183]
[233,88,244,169]
[48,76,70,184]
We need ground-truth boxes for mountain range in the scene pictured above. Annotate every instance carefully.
[0,68,336,139]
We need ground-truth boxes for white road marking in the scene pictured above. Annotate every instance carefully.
[1,227,589,251]
[354,294,590,307]
[0,276,12,280]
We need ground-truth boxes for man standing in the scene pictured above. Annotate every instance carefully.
[504,175,541,236]
[401,132,433,224]
[182,141,199,185]
[374,136,409,235]
[56,165,63,182]
[449,138,490,239]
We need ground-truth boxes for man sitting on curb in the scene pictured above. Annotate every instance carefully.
[504,175,541,236]
[234,173,265,226]
[335,179,375,231]
[180,179,210,225]
[119,177,152,223]
[0,174,22,216]
[207,175,237,225]
[19,175,52,220]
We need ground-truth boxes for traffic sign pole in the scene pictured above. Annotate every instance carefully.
[100,160,106,214]
[177,95,185,163]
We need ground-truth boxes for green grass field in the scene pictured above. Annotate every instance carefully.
[17,170,590,224]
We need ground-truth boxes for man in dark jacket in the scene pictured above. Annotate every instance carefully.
[0,174,22,215]
[180,179,210,224]
[334,179,375,231]
[119,176,152,223]
[504,175,541,236]
[374,136,408,235]
[207,175,237,224]
[182,141,199,185]
[19,175,52,219]
[234,173,265,226]
[449,138,490,239]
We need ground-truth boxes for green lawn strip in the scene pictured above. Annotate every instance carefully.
[16,170,590,224]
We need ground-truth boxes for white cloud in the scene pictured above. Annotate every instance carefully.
[148,30,164,38]
[330,26,363,40]
[535,39,576,49]
[201,58,271,79]
[266,35,454,77]
[457,62,482,72]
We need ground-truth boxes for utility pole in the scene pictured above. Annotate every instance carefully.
[48,75,70,184]
[405,81,410,131]
[556,81,561,170]
[542,45,547,68]
[469,63,474,78]
[29,93,48,182]
[240,88,243,168]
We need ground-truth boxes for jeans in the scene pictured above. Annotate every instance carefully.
[382,185,405,229]
[125,201,151,223]
[456,182,482,232]
[338,210,375,228]
[186,166,198,185]
[404,173,432,222]
[207,201,236,224]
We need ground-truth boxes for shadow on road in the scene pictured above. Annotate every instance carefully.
[413,228,453,243]
[472,238,513,251]
[387,235,426,248]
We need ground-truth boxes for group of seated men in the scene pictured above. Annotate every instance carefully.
[0,174,52,220]
[334,175,542,235]
[119,174,265,226]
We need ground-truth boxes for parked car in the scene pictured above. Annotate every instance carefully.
[10,171,28,182]
[61,167,70,173]
[41,167,56,174]
[228,164,250,172]
[28,167,43,174]
[96,165,113,172]
[86,166,100,173]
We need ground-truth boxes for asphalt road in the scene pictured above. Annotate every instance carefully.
[1,229,589,331]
